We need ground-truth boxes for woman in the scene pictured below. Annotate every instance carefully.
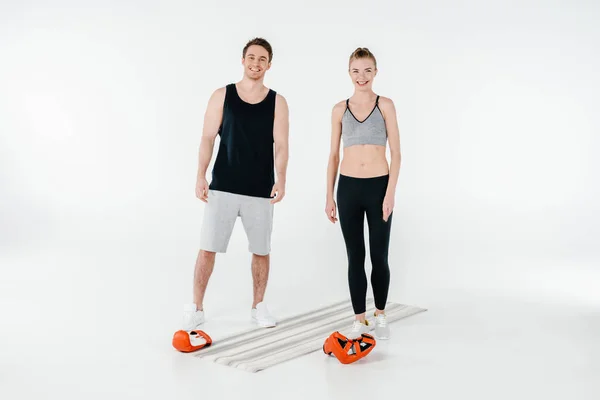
[325,47,401,339]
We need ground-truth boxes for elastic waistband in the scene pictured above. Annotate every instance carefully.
[339,174,389,182]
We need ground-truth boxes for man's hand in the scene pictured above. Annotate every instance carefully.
[325,198,338,223]
[196,177,209,202]
[270,181,286,204]
[382,194,394,222]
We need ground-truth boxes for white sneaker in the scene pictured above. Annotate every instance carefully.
[350,320,371,337]
[374,313,390,339]
[182,303,205,331]
[251,302,277,327]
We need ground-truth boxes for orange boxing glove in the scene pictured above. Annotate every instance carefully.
[172,330,212,353]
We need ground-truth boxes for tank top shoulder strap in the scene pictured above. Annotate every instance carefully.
[224,83,236,105]
[262,88,276,114]
[268,88,277,103]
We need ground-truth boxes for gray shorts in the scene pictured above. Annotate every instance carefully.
[199,190,274,256]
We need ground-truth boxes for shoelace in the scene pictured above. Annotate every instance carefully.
[351,320,364,331]
[376,314,387,327]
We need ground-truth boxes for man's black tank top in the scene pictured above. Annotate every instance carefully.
[209,83,276,198]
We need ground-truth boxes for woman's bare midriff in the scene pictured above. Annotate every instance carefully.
[339,144,389,178]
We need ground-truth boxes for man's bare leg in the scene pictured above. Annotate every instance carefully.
[193,249,216,310]
[251,253,269,308]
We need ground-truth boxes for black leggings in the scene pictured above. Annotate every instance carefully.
[337,174,392,315]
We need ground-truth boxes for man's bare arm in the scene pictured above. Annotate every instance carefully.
[273,94,289,185]
[197,87,225,180]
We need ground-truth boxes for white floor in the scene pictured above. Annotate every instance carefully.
[2,238,599,400]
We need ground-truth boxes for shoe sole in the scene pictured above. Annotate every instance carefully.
[374,330,390,340]
[182,320,205,331]
[183,325,205,331]
[252,317,276,328]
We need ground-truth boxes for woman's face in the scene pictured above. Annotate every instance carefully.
[349,58,377,92]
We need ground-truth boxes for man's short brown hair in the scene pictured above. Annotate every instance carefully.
[243,38,273,62]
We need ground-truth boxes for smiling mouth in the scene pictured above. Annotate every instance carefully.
[357,81,369,86]
[249,67,261,72]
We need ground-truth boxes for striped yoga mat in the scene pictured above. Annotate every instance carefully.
[192,298,426,372]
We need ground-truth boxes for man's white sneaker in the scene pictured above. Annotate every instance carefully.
[374,312,390,339]
[251,302,277,327]
[350,320,371,337]
[182,303,205,331]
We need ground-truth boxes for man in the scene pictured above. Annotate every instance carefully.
[182,38,289,330]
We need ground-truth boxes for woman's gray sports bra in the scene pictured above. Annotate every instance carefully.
[341,96,387,148]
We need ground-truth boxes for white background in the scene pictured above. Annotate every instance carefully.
[1,1,599,399]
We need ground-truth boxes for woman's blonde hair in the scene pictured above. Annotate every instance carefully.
[349,47,377,69]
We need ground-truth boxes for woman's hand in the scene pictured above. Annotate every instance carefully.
[325,198,338,223]
[382,194,394,222]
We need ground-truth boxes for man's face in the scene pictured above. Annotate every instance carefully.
[243,45,271,80]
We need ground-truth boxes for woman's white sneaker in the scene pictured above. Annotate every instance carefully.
[350,320,371,337]
[374,313,390,339]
